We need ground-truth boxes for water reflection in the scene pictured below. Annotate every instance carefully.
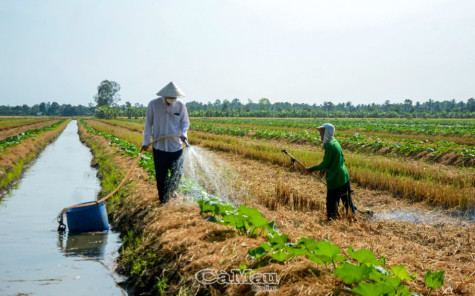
[0,121,126,295]
[58,232,108,259]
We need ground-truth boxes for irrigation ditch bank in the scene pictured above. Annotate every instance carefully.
[0,118,61,139]
[0,119,70,193]
[77,120,474,295]
[77,122,216,295]
[0,120,125,295]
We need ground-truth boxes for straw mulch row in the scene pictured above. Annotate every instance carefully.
[209,150,475,295]
[0,119,70,192]
[0,118,59,140]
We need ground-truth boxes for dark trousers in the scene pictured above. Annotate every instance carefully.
[326,181,355,220]
[152,149,184,204]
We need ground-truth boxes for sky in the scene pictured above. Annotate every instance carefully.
[1,0,474,107]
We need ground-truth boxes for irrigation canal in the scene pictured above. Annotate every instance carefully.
[0,120,126,295]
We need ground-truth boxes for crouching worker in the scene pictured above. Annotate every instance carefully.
[307,123,355,220]
[142,82,190,205]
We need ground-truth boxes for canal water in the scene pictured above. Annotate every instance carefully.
[0,120,126,295]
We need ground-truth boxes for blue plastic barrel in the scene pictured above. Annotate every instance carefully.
[66,201,110,233]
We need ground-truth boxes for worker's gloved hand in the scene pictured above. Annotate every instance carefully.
[318,170,325,178]
[304,167,312,175]
[141,145,149,152]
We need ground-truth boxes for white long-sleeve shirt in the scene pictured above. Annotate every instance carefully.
[142,97,190,152]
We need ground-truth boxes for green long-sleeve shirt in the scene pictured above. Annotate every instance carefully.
[309,139,349,190]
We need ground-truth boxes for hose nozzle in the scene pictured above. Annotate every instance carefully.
[184,139,190,148]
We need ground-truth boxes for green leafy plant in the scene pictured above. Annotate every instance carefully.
[391,265,416,281]
[152,277,168,296]
[334,263,371,284]
[306,240,346,268]
[348,246,385,266]
[424,270,445,296]
[333,247,421,296]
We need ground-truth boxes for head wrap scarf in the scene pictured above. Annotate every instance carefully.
[320,123,335,147]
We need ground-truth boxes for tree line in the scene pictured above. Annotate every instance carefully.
[0,101,147,118]
[0,80,146,118]
[0,102,93,116]
[1,79,474,118]
[186,98,475,118]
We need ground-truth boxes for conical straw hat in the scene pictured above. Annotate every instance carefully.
[156,82,186,97]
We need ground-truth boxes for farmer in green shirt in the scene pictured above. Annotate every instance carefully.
[307,123,355,220]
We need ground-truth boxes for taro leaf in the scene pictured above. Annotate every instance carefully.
[424,270,445,289]
[248,246,268,259]
[314,240,345,265]
[348,246,381,266]
[334,263,370,284]
[391,264,416,281]
[238,206,269,228]
[352,282,394,296]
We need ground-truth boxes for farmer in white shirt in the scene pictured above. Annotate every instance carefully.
[141,82,190,204]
